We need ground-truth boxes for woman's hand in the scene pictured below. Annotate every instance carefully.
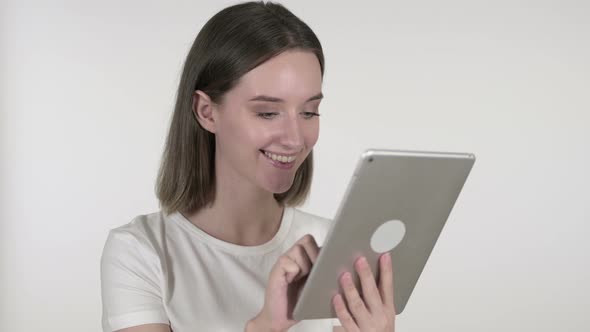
[332,253,396,332]
[246,234,319,332]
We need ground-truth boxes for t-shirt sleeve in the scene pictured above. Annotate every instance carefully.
[100,229,169,331]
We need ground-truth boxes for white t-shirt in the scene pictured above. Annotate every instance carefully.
[101,207,340,331]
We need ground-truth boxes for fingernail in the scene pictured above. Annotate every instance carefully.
[342,272,352,282]
[358,256,368,267]
[383,252,391,263]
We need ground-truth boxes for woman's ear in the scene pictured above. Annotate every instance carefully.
[192,90,217,133]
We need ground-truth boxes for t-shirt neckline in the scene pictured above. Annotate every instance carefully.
[169,207,294,256]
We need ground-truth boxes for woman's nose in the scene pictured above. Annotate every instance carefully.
[280,117,304,151]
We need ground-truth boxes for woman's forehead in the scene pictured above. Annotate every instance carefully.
[229,50,323,103]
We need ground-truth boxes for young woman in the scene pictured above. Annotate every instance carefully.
[100,2,396,331]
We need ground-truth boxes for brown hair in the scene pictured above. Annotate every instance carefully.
[156,1,325,215]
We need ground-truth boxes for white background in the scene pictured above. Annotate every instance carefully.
[1,0,588,331]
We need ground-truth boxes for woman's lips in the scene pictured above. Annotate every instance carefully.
[260,150,296,169]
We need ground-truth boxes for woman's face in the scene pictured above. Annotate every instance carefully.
[213,49,322,194]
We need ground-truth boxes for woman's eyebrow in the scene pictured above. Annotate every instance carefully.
[248,92,324,103]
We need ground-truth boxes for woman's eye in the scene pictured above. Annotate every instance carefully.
[257,112,278,119]
[302,112,320,119]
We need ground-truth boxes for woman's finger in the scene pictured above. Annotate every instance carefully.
[332,294,360,332]
[286,244,312,281]
[339,272,370,322]
[294,234,320,264]
[273,255,301,284]
[378,252,396,313]
[354,256,383,312]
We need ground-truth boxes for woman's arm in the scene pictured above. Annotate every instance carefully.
[101,230,169,332]
[116,322,340,332]
[115,323,171,332]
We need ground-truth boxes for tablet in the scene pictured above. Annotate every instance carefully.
[292,149,475,320]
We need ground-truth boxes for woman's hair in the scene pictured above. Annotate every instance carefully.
[156,1,325,216]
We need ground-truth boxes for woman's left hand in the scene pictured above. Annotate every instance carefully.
[332,252,396,332]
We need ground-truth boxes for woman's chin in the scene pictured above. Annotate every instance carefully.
[273,184,293,194]
[262,179,294,195]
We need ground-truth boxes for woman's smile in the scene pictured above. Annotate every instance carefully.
[260,149,297,169]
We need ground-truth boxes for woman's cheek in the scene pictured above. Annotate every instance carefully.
[305,123,320,148]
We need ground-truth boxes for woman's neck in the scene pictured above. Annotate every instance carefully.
[183,174,285,246]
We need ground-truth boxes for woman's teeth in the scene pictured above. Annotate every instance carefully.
[263,151,296,163]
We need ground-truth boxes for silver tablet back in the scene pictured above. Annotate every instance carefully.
[293,149,475,320]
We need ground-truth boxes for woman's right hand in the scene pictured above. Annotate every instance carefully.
[246,234,320,332]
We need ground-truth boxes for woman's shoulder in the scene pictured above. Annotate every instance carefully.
[109,210,166,235]
[102,211,170,259]
[291,207,332,224]
[289,207,333,246]
[107,211,166,239]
